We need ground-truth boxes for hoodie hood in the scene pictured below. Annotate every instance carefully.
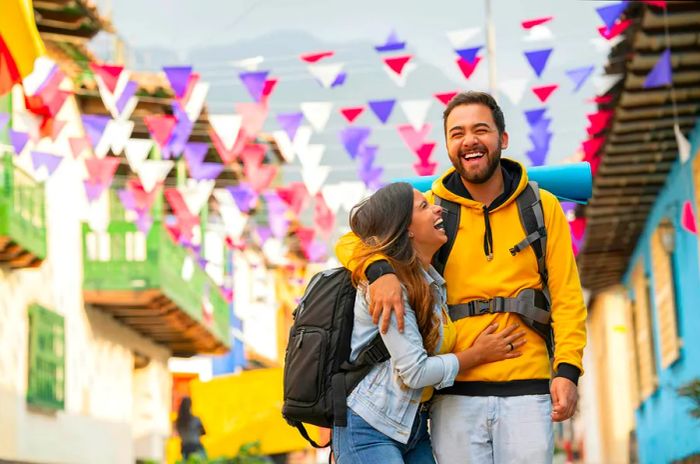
[431,158,529,212]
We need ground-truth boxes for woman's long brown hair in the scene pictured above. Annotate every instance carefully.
[348,182,440,354]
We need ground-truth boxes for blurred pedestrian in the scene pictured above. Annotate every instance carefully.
[175,396,207,461]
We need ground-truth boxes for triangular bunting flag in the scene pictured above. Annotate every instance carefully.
[415,142,436,163]
[239,70,269,102]
[383,55,413,76]
[521,17,553,29]
[643,48,672,88]
[9,130,29,154]
[69,136,91,159]
[593,73,624,95]
[308,63,345,88]
[456,56,482,79]
[674,124,691,164]
[397,123,432,152]
[209,114,242,152]
[598,19,632,40]
[596,2,628,32]
[368,99,396,124]
[340,106,365,124]
[81,114,111,149]
[30,151,63,176]
[413,161,438,176]
[524,49,553,78]
[89,63,123,94]
[300,51,334,63]
[523,25,554,42]
[143,114,176,149]
[301,165,330,196]
[400,100,432,131]
[124,139,153,172]
[85,156,120,185]
[681,201,697,234]
[136,159,174,192]
[300,101,333,132]
[375,30,406,52]
[498,78,529,105]
[162,66,192,98]
[446,28,481,48]
[531,84,558,103]
[235,102,268,137]
[566,65,595,92]
[455,46,482,63]
[276,112,304,140]
[339,126,371,159]
[434,92,458,106]
[297,144,325,169]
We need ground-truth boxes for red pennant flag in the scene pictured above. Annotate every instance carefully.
[456,56,482,79]
[178,72,200,105]
[314,192,335,240]
[415,142,436,162]
[413,161,438,176]
[300,51,334,63]
[582,137,606,158]
[245,162,278,193]
[383,55,412,75]
[239,143,267,169]
[128,178,159,212]
[89,63,124,93]
[586,110,614,136]
[276,182,310,217]
[0,35,21,96]
[434,91,458,106]
[681,201,697,234]
[209,128,247,164]
[85,156,121,185]
[531,84,558,103]
[143,114,177,148]
[521,16,553,29]
[262,78,278,99]
[588,95,613,104]
[340,106,365,123]
[597,19,632,40]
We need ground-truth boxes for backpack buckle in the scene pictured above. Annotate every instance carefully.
[474,297,504,315]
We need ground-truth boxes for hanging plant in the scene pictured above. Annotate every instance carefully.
[677,378,700,420]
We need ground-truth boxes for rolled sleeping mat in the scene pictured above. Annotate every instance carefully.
[394,161,592,204]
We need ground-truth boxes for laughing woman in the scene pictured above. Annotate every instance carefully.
[334,182,526,464]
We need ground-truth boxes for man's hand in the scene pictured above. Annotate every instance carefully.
[368,274,404,333]
[550,376,578,422]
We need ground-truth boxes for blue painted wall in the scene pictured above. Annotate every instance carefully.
[622,117,700,463]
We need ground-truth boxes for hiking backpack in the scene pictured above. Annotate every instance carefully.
[434,181,554,356]
[282,267,389,448]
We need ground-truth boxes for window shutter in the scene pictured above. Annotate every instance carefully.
[631,261,657,399]
[650,225,680,368]
[27,304,64,410]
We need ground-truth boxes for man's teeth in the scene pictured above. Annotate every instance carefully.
[462,152,485,160]
[434,218,444,229]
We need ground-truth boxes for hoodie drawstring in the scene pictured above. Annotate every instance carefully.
[482,205,494,261]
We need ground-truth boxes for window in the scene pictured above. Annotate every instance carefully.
[27,304,65,410]
[650,221,680,368]
[631,261,657,399]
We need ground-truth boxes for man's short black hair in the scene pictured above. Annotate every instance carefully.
[442,91,506,135]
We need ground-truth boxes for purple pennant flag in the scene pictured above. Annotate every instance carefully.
[9,129,30,154]
[276,112,304,140]
[643,48,672,88]
[357,144,378,170]
[84,180,108,202]
[118,189,137,212]
[81,114,111,149]
[305,239,327,262]
[368,99,396,124]
[331,71,347,88]
[358,164,384,188]
[115,80,138,114]
[239,71,269,102]
[135,211,153,234]
[166,120,193,159]
[256,225,272,245]
[190,162,224,181]
[339,126,372,159]
[529,131,553,151]
[531,117,552,133]
[163,66,192,98]
[523,108,547,127]
[560,201,576,218]
[0,112,9,132]
[269,210,290,238]
[375,30,406,52]
[184,141,209,167]
[526,146,548,167]
[565,66,595,92]
[524,49,553,78]
[596,1,628,32]
[30,151,63,176]
[455,46,482,64]
[227,183,257,213]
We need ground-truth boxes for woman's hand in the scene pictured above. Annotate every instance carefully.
[472,323,526,364]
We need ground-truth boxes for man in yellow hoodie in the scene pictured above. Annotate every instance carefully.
[336,91,586,463]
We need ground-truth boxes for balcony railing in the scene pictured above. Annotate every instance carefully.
[82,219,230,356]
[0,154,47,267]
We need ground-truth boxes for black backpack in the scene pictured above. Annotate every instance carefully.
[282,267,389,448]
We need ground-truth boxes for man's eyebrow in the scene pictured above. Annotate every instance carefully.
[448,125,464,133]
[472,122,491,129]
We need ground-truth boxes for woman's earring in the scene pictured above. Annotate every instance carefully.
[408,231,414,238]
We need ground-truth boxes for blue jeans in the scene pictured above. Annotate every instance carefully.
[430,394,554,464]
[332,407,436,464]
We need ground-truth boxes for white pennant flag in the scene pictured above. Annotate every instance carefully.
[339,181,369,212]
[498,78,529,105]
[262,238,289,266]
[181,255,195,282]
[307,62,345,88]
[302,165,331,196]
[320,183,343,214]
[446,28,482,48]
[209,114,242,151]
[298,144,325,169]
[231,56,264,71]
[272,130,295,163]
[116,96,138,122]
[300,102,333,133]
[23,57,58,96]
[125,139,153,172]
[674,123,691,164]
[103,119,134,156]
[212,188,233,207]
[136,159,174,192]
[400,100,432,131]
[523,25,554,42]
[219,203,248,241]
[593,73,624,95]
[178,178,216,216]
[185,82,209,122]
[292,126,313,156]
[383,62,416,87]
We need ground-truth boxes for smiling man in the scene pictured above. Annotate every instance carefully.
[338,91,587,463]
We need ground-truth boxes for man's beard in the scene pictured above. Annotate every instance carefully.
[451,141,502,184]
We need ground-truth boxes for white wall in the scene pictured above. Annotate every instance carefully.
[0,83,172,463]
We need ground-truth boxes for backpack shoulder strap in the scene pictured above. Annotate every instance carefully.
[433,195,460,276]
[510,181,548,285]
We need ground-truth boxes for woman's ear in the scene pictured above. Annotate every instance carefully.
[408,231,415,238]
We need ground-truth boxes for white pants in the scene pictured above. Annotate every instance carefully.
[430,394,553,464]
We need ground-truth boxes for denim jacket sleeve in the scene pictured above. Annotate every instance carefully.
[379,291,459,390]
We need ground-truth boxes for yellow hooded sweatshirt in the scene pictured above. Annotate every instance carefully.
[337,159,587,395]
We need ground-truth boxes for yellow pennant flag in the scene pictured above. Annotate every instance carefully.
[0,0,46,78]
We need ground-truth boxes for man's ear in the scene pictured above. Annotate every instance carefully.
[501,131,509,150]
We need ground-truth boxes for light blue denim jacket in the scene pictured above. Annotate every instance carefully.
[346,265,460,444]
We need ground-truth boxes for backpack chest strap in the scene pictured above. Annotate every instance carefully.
[447,288,550,325]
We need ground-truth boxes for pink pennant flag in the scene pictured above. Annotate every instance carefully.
[143,114,177,148]
[314,192,335,240]
[598,19,632,40]
[49,120,66,141]
[413,161,438,176]
[434,91,458,106]
[246,162,278,193]
[456,56,482,79]
[239,143,267,169]
[582,137,606,158]
[531,84,558,103]
[85,156,121,185]
[383,55,413,76]
[340,106,365,123]
[89,63,123,94]
[209,128,245,164]
[178,73,200,105]
[127,178,158,213]
[415,142,436,162]
[69,136,91,159]
[83,180,109,202]
[300,51,334,63]
[397,123,432,152]
[235,102,268,137]
[261,78,278,101]
[521,16,553,29]
[276,182,310,217]
[681,201,697,234]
